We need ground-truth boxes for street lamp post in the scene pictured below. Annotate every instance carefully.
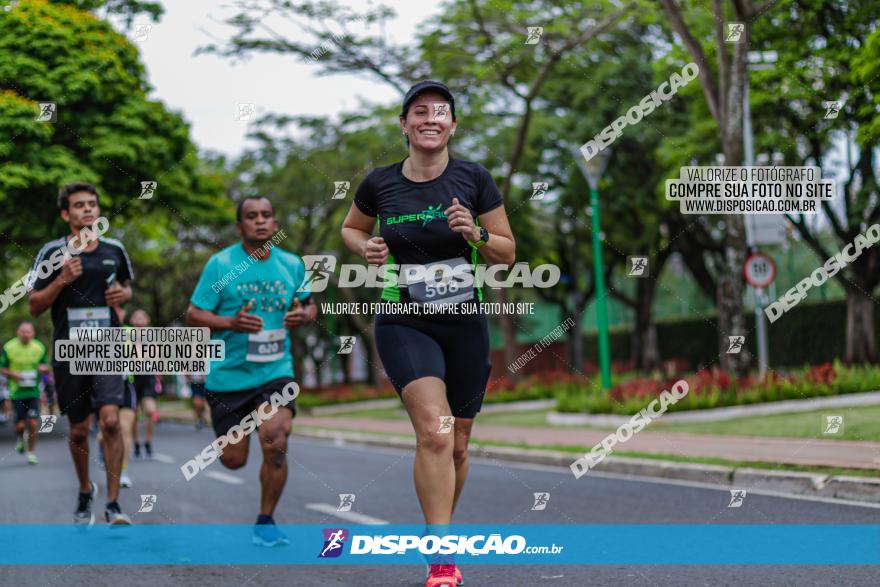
[573,145,613,390]
[745,50,778,380]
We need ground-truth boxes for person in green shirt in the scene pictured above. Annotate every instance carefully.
[0,321,51,464]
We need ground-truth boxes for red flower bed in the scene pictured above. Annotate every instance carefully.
[608,363,837,403]
[806,363,836,385]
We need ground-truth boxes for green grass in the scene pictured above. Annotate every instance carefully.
[654,404,880,442]
[323,407,403,419]
[320,403,880,442]
[470,409,558,427]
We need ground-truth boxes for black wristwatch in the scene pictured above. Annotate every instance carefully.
[469,226,489,249]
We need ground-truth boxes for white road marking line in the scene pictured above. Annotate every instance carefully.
[151,453,175,464]
[204,471,245,485]
[305,503,389,524]
[296,437,880,510]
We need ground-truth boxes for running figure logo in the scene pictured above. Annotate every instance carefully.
[38,415,57,433]
[726,336,745,354]
[525,27,543,45]
[728,490,747,508]
[337,494,356,512]
[319,528,349,558]
[823,101,841,119]
[437,416,455,434]
[822,415,843,435]
[298,255,337,293]
[725,23,744,43]
[337,336,356,355]
[236,103,256,122]
[530,182,548,201]
[432,103,450,121]
[36,102,57,122]
[140,181,157,200]
[421,203,446,227]
[628,256,648,277]
[138,494,157,513]
[531,492,550,511]
[332,181,350,200]
[133,23,151,42]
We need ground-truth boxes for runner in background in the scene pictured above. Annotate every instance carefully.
[42,372,59,416]
[28,182,135,525]
[129,309,159,459]
[185,372,208,429]
[186,195,316,546]
[0,374,10,425]
[97,306,136,487]
[0,321,51,464]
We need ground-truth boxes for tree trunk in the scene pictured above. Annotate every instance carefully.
[716,219,750,375]
[845,288,876,364]
[717,26,750,377]
[632,278,659,371]
[568,305,584,374]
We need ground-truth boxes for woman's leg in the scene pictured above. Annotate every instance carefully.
[401,376,456,525]
[451,417,474,514]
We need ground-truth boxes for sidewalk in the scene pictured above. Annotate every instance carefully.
[292,415,880,471]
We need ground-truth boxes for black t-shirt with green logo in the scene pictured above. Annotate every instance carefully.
[354,157,503,301]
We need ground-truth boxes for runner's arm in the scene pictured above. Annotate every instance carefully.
[38,347,50,374]
[29,252,84,317]
[0,349,16,380]
[342,204,388,265]
[472,205,516,265]
[341,204,376,257]
[185,303,234,331]
[28,276,66,317]
[105,279,132,307]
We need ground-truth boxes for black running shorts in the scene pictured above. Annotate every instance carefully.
[374,300,491,418]
[206,377,297,438]
[12,397,39,423]
[133,375,157,402]
[53,362,125,424]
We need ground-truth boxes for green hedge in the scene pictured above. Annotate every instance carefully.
[581,299,868,369]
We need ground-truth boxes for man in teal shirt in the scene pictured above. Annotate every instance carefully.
[187,196,316,546]
[0,321,50,464]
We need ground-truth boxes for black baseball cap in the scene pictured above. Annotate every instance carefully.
[400,80,456,120]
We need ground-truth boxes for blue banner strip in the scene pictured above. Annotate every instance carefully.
[1,525,878,565]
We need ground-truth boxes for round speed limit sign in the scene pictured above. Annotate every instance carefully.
[743,252,776,289]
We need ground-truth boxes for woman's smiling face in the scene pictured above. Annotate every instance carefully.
[400,91,457,152]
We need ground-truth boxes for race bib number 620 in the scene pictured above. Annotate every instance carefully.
[246,329,286,363]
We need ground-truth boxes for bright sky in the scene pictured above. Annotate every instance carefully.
[127,0,439,157]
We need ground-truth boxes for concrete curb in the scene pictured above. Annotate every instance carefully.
[291,426,880,505]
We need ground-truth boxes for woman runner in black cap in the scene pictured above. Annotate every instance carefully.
[342,80,516,587]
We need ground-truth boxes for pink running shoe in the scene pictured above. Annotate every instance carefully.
[425,564,457,587]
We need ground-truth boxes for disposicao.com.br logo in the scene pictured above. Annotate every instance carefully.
[319,529,563,558]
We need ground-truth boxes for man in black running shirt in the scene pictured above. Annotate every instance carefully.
[29,182,134,526]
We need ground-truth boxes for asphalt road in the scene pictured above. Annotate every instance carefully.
[1,418,878,586]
